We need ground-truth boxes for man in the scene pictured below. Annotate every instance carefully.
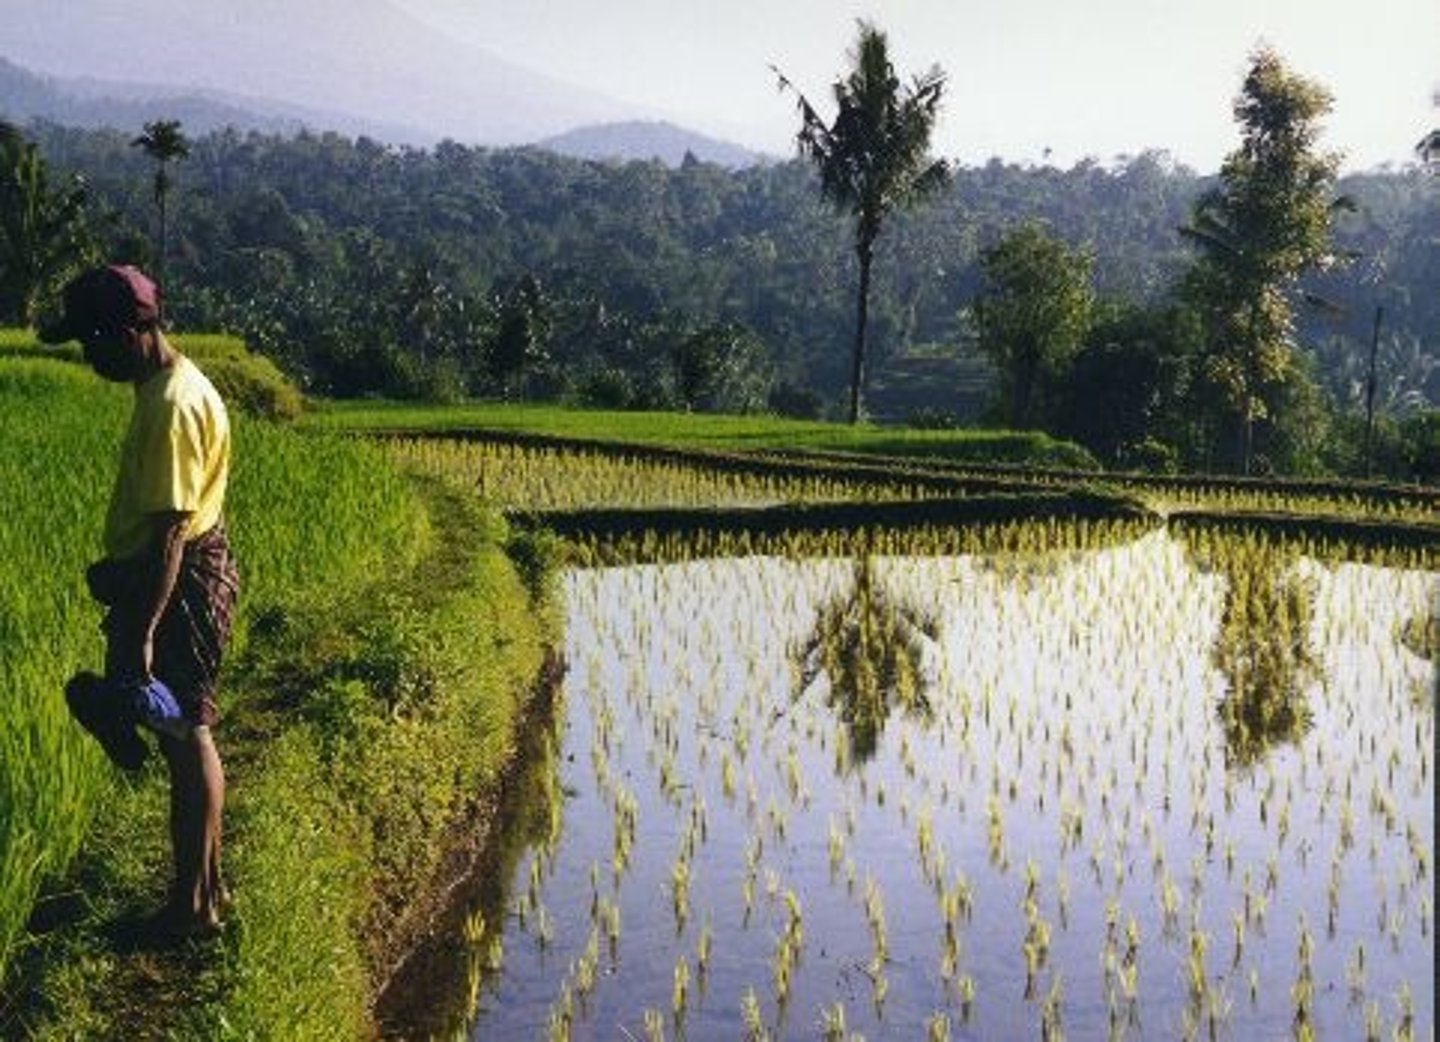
[44,264,239,939]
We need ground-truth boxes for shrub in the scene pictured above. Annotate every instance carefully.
[505,526,566,609]
[906,407,961,430]
[200,352,305,422]
[576,367,635,410]
[1125,437,1180,475]
[1400,411,1440,483]
[769,381,824,420]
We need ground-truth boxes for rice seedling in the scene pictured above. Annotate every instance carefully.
[534,903,555,949]
[574,929,600,1002]
[672,955,690,1020]
[546,982,574,1042]
[741,986,768,1041]
[956,974,975,1022]
[927,1011,951,1042]
[1041,973,1065,1042]
[600,896,622,961]
[696,916,713,979]
[670,851,691,931]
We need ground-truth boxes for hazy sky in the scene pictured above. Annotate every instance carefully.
[392,0,1438,171]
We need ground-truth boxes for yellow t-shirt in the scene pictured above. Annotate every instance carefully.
[103,354,231,560]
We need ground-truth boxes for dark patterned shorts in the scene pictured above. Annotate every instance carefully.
[103,523,241,727]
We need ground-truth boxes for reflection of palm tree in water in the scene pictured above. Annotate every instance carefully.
[793,556,938,763]
[1202,540,1317,768]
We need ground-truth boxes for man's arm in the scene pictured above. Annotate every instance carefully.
[111,511,191,680]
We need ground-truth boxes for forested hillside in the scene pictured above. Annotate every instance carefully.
[10,119,1440,471]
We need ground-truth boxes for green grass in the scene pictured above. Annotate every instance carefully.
[303,400,1100,468]
[0,352,480,1035]
[0,353,425,957]
[0,360,121,998]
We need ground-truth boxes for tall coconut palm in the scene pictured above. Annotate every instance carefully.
[775,21,949,423]
[131,119,189,315]
[1419,89,1439,168]
[1420,129,1440,167]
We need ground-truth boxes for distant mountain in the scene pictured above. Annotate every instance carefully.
[0,0,641,145]
[539,121,765,168]
[0,56,427,141]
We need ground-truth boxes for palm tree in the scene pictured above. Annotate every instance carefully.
[0,122,93,326]
[1419,88,1439,168]
[775,21,949,423]
[131,119,190,315]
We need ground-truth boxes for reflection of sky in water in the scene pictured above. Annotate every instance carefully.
[469,531,1435,1041]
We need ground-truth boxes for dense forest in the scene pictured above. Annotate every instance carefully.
[6,116,1439,475]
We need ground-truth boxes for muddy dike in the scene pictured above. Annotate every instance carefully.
[374,656,566,1039]
[1168,508,1440,561]
[524,489,1158,542]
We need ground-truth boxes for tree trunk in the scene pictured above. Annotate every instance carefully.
[155,166,169,323]
[1363,305,1383,478]
[1242,413,1253,477]
[157,191,168,322]
[849,239,873,425]
[1013,353,1033,429]
[1241,301,1259,475]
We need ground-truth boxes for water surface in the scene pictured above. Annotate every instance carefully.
[468,530,1435,1040]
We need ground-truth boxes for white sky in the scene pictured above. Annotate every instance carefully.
[392,0,1438,171]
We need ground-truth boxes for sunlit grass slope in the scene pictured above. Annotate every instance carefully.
[0,351,425,987]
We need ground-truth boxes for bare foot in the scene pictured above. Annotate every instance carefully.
[143,906,224,944]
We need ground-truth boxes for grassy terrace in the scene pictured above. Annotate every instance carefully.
[0,341,552,1038]
[311,401,1439,529]
[301,400,1101,468]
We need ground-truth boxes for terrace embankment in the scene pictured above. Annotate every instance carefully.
[372,426,1439,540]
[762,443,1440,519]
[529,490,1162,566]
[0,364,560,1040]
[372,658,566,1038]
[1167,509,1440,558]
[375,425,1058,498]
[211,479,558,1041]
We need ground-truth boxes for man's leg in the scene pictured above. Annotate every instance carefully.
[150,530,238,933]
[196,725,228,915]
[158,726,226,931]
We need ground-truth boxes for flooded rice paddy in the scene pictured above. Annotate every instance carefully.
[466,527,1435,1041]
